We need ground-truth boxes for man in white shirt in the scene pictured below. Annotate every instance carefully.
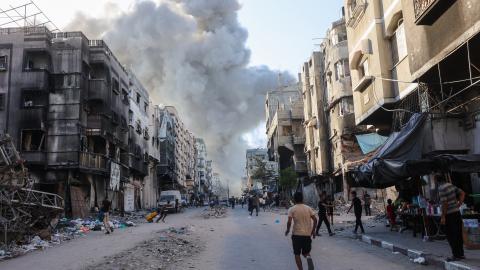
[285,192,318,270]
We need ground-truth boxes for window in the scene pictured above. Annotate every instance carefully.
[0,56,7,70]
[21,130,45,151]
[144,102,148,113]
[391,20,407,65]
[0,93,4,111]
[128,110,133,124]
[136,93,140,104]
[339,99,354,116]
[135,120,142,134]
[121,88,129,103]
[358,59,369,79]
[112,78,120,93]
[22,90,45,108]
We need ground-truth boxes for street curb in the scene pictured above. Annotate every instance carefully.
[353,234,477,270]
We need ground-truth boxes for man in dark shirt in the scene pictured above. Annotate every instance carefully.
[347,191,365,234]
[316,194,334,236]
[101,198,113,234]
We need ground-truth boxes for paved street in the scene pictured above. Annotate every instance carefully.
[0,207,438,270]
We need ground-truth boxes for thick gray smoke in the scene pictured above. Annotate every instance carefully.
[67,0,293,191]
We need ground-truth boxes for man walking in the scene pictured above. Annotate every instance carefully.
[437,174,466,261]
[101,198,113,234]
[250,194,260,216]
[363,192,371,216]
[347,191,365,234]
[316,194,334,236]
[286,192,317,270]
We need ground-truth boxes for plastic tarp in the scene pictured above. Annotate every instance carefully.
[351,113,428,188]
[355,133,389,154]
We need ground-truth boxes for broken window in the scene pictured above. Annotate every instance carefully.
[135,120,142,134]
[128,110,133,124]
[112,78,120,93]
[136,92,140,104]
[22,90,45,108]
[0,56,7,70]
[144,102,148,113]
[391,19,407,65]
[339,98,354,116]
[0,93,4,111]
[23,51,50,71]
[21,130,45,151]
[122,88,129,103]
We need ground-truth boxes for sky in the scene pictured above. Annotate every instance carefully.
[3,0,345,193]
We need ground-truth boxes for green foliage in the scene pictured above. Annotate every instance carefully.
[250,157,276,185]
[279,167,297,189]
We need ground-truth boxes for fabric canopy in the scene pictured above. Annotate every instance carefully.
[355,133,389,154]
[350,113,428,188]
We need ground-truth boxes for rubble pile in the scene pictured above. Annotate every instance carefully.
[88,226,202,270]
[0,213,143,260]
[199,206,228,219]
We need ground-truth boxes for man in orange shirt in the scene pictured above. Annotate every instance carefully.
[285,192,318,270]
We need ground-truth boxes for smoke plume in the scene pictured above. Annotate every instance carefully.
[67,0,293,191]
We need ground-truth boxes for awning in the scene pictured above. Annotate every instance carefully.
[351,113,428,188]
[355,133,389,154]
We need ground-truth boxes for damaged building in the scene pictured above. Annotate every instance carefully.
[265,83,307,181]
[0,26,195,217]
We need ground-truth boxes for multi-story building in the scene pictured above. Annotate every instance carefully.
[265,84,307,179]
[301,52,331,182]
[164,106,196,191]
[205,160,213,196]
[156,106,176,190]
[323,17,368,198]
[0,27,155,216]
[195,138,207,197]
[245,148,278,191]
[344,0,416,131]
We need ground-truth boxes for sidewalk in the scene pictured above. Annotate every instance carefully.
[331,214,480,270]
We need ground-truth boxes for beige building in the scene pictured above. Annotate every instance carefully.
[344,0,416,130]
[300,52,330,178]
[265,84,307,177]
[165,106,196,190]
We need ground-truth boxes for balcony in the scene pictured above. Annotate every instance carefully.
[86,114,111,136]
[130,156,148,176]
[88,79,110,102]
[346,0,367,28]
[21,70,49,89]
[79,152,108,173]
[293,135,306,145]
[414,0,456,25]
[22,151,46,165]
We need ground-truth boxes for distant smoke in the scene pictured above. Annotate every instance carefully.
[67,0,293,190]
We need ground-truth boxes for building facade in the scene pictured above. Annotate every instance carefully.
[265,84,307,179]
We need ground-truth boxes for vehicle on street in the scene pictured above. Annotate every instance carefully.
[159,190,182,212]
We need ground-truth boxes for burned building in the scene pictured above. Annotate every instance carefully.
[0,26,162,216]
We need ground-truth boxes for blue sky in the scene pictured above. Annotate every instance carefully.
[238,0,345,75]
[238,0,345,148]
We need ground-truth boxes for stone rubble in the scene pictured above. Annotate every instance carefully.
[88,226,202,270]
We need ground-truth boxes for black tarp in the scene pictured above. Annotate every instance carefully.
[350,113,428,188]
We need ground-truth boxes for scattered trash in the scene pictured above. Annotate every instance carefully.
[199,206,228,219]
[413,257,427,265]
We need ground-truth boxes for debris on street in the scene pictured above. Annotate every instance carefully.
[199,206,228,219]
[88,226,202,270]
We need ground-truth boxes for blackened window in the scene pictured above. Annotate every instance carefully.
[22,90,45,108]
[21,130,45,151]
[0,56,7,70]
[136,93,140,104]
[0,93,4,111]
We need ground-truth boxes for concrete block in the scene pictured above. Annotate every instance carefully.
[381,241,394,251]
[444,261,472,270]
[407,249,424,259]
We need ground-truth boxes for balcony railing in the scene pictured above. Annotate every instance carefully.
[88,79,110,102]
[293,135,306,145]
[414,0,456,25]
[79,152,108,172]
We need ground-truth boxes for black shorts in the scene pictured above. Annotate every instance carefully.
[291,235,312,255]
